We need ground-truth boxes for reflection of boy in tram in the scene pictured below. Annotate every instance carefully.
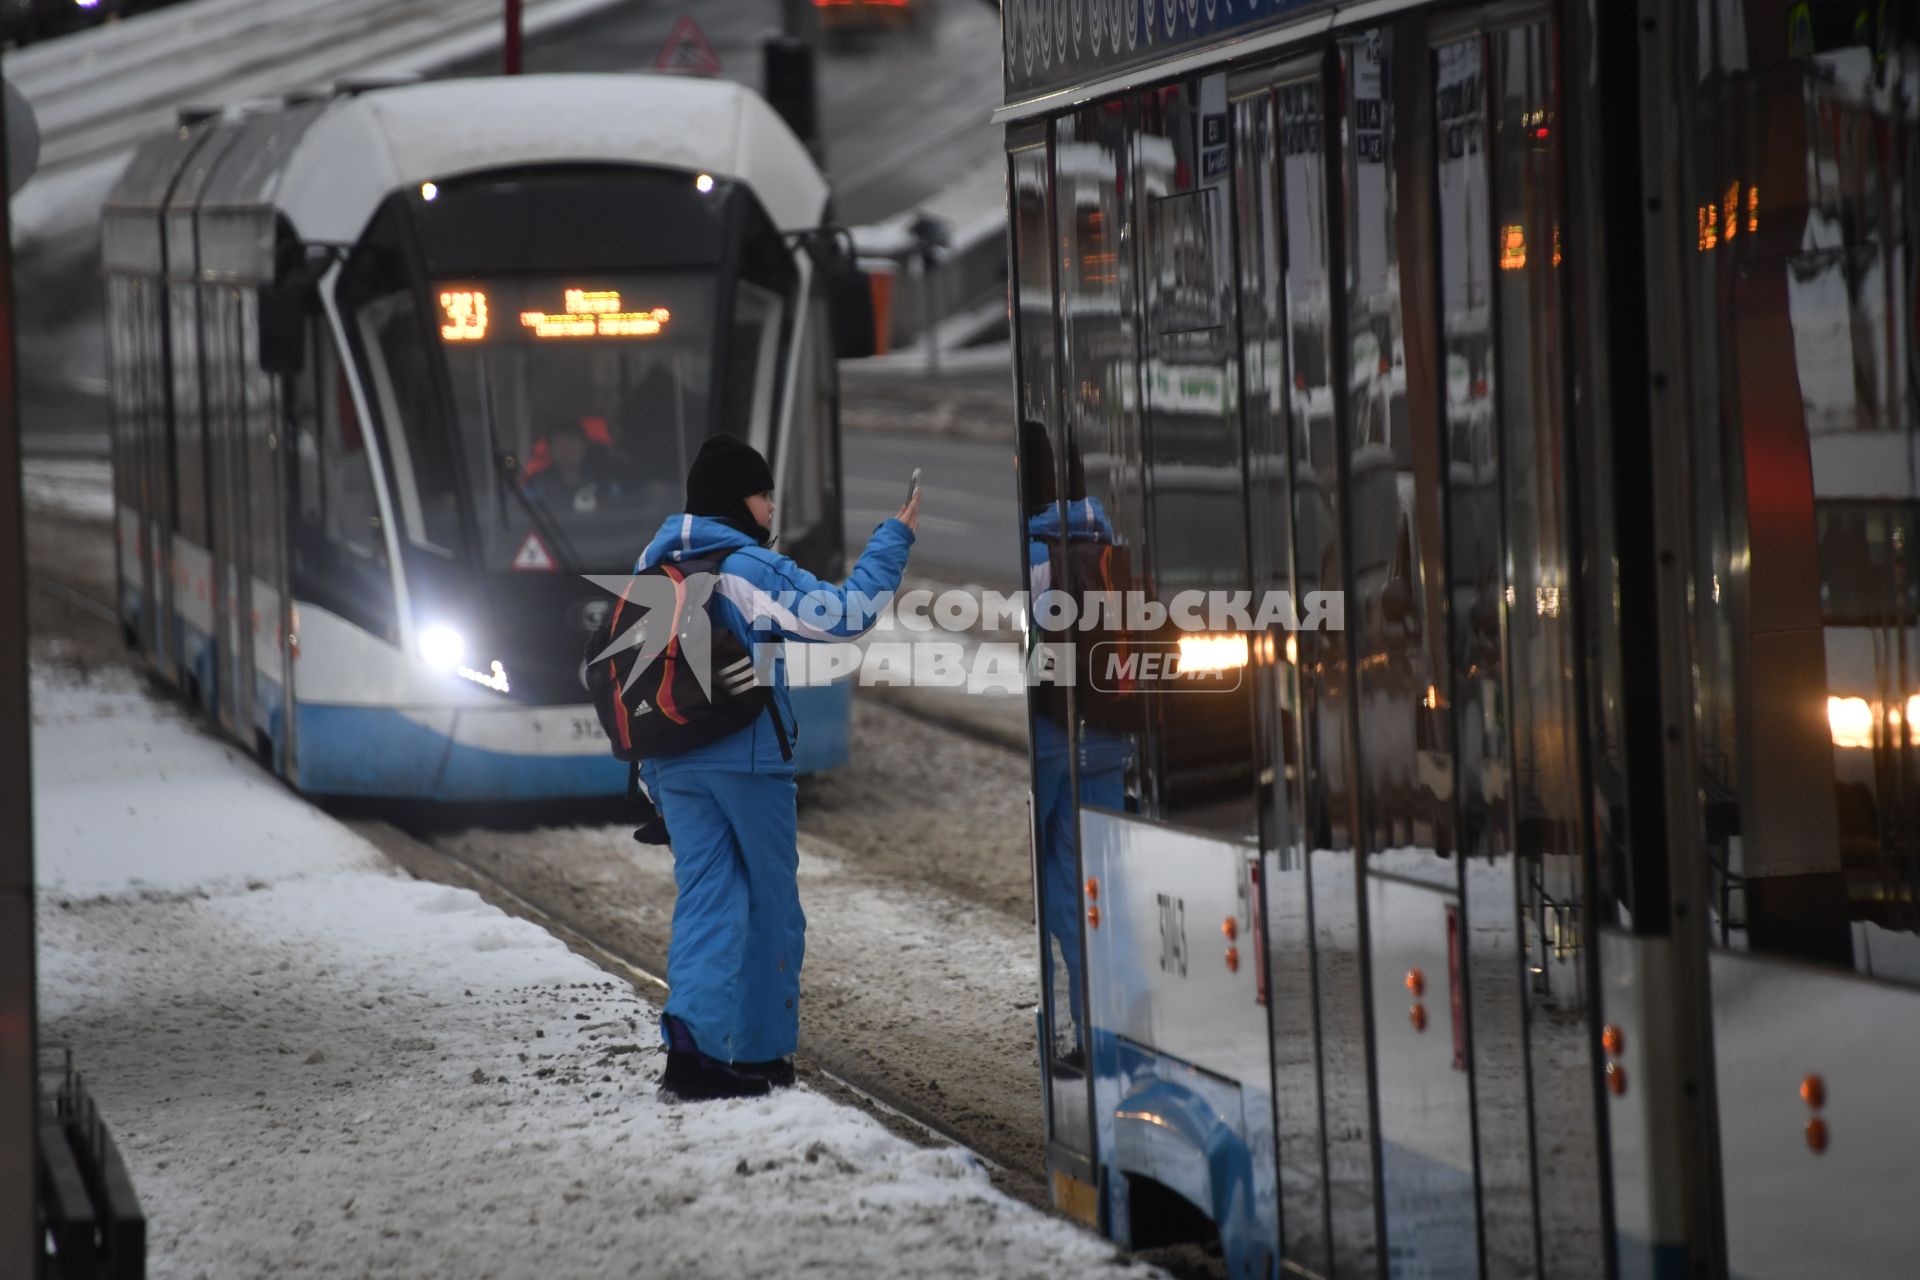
[527,419,624,515]
[1022,421,1135,1069]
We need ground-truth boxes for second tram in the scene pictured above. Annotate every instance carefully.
[1001,2,1920,1277]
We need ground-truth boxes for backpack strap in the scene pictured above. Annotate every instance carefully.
[766,693,794,764]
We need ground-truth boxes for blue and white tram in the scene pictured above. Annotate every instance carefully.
[1001,2,1920,1277]
[103,74,863,800]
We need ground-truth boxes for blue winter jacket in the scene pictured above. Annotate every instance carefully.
[1027,497,1134,772]
[635,513,914,777]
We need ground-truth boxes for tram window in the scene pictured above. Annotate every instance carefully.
[323,357,384,565]
[1683,38,1920,976]
[437,273,724,574]
[1817,501,1919,626]
[1131,82,1257,839]
[1340,28,1453,862]
[339,228,463,558]
[170,283,207,546]
[287,324,395,644]
[777,291,842,577]
[723,280,785,441]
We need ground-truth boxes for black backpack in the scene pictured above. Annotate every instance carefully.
[1032,532,1140,731]
[582,553,791,768]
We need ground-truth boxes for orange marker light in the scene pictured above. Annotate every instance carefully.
[1406,968,1425,998]
[1225,947,1240,973]
[1606,1062,1627,1097]
[1410,1003,1427,1032]
[1806,1117,1829,1154]
[1085,878,1099,901]
[1222,917,1238,941]
[1800,1074,1825,1109]
[1086,905,1101,929]
[1602,1024,1625,1057]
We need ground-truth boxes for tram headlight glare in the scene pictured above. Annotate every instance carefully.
[419,624,468,671]
[420,181,439,202]
[694,173,716,195]
[1828,695,1874,750]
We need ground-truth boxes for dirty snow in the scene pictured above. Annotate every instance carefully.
[32,665,1151,1278]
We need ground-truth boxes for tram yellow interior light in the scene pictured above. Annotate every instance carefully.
[1500,224,1527,270]
[1828,695,1874,749]
[1748,185,1760,233]
[1424,684,1439,711]
[438,289,489,341]
[1177,633,1249,673]
[1285,634,1298,666]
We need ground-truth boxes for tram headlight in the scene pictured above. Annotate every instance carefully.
[1176,633,1249,674]
[1828,695,1873,750]
[418,624,468,671]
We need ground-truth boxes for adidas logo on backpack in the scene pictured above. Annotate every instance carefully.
[579,556,790,764]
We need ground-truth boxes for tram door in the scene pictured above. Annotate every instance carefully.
[1231,12,1607,1277]
[205,280,255,742]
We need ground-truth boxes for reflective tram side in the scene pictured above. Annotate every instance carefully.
[103,75,864,801]
[999,2,1920,1276]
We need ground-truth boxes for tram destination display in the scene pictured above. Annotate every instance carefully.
[1002,0,1333,101]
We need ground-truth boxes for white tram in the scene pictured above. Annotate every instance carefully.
[1000,2,1920,1277]
[103,74,864,800]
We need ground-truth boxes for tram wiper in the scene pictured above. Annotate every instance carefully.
[492,447,584,574]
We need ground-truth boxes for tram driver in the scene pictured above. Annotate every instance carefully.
[527,419,626,515]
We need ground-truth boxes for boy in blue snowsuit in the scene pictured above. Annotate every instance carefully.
[638,433,917,1101]
[1022,421,1133,1069]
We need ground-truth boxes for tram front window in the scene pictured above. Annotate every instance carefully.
[388,273,783,574]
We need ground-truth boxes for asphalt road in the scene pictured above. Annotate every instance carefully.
[840,427,1016,588]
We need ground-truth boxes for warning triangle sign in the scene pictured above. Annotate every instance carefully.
[511,531,557,573]
[653,15,721,77]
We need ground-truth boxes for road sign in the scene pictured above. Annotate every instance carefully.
[654,15,722,77]
[511,531,557,572]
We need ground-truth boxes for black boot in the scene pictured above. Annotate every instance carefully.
[657,1015,771,1102]
[735,1057,796,1088]
[658,1049,772,1102]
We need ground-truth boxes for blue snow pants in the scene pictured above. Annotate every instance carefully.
[653,769,804,1064]
[1038,756,1126,1051]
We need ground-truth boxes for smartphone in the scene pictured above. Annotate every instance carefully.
[905,467,921,504]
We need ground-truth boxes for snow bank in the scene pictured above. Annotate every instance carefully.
[32,666,1147,1277]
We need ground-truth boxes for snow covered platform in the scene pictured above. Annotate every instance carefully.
[31,667,1148,1276]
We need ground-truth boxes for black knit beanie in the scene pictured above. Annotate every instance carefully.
[686,433,776,545]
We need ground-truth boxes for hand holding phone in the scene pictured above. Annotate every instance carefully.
[896,467,922,533]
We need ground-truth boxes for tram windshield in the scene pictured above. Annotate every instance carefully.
[352,271,786,575]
